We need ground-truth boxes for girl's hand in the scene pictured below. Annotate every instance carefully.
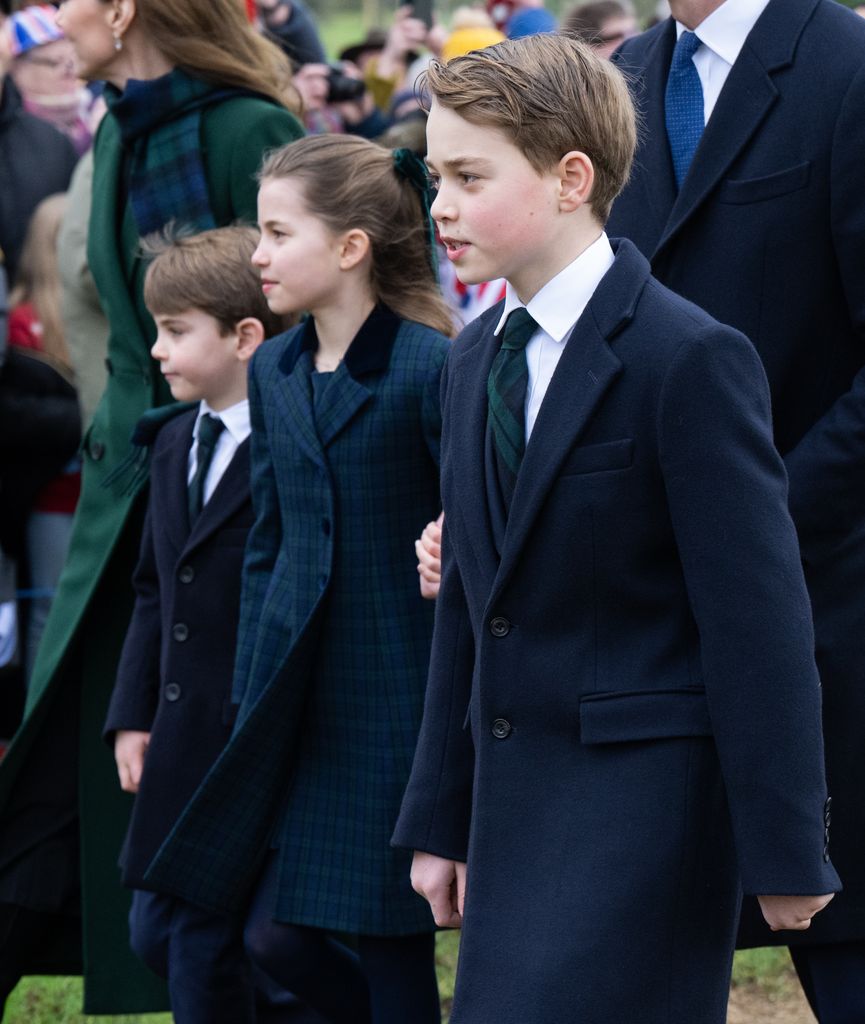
[415,512,443,599]
[114,729,150,794]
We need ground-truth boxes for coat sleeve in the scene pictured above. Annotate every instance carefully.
[392,351,476,862]
[231,354,282,705]
[784,60,865,550]
[103,500,161,741]
[658,323,841,896]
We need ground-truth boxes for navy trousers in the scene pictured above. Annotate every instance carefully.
[791,942,865,1024]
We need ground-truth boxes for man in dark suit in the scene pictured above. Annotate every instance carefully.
[394,34,837,1024]
[607,1,865,1018]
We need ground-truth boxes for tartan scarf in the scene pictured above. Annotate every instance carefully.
[104,68,245,237]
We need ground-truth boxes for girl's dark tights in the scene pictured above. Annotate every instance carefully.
[244,855,441,1024]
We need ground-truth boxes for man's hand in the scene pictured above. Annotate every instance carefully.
[114,730,150,794]
[415,512,443,599]
[757,892,835,931]
[411,850,467,928]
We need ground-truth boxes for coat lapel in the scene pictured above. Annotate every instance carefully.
[488,240,649,607]
[149,413,194,554]
[274,347,326,471]
[447,313,503,591]
[184,440,251,554]
[654,0,814,257]
[314,362,373,449]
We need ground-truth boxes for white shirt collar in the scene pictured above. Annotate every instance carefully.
[494,233,615,342]
[195,398,251,445]
[676,0,771,67]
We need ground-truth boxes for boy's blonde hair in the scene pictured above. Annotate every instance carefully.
[143,226,285,338]
[422,34,636,223]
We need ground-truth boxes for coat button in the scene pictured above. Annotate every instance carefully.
[89,439,105,461]
[489,616,510,638]
[164,682,181,702]
[172,622,189,642]
[322,518,331,536]
[491,718,512,739]
[178,565,194,584]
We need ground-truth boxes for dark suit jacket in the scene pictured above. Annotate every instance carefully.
[393,239,839,1024]
[104,409,253,889]
[607,0,865,946]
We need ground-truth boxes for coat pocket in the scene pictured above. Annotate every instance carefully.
[717,161,811,204]
[579,688,711,744]
[559,438,634,477]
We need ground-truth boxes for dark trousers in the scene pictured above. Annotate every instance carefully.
[129,889,257,1024]
[791,942,865,1024]
[244,854,440,1024]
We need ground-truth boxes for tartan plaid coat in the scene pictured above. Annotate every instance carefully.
[146,306,448,935]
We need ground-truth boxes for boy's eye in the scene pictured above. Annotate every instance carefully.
[426,174,440,192]
[460,173,478,185]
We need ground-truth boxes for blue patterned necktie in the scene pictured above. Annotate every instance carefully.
[487,307,538,511]
[188,414,224,520]
[665,30,705,189]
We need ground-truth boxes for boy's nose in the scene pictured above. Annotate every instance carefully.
[429,189,452,225]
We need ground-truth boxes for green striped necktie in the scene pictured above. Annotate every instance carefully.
[487,307,538,510]
[188,413,225,521]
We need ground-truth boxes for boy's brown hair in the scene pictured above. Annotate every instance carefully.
[143,226,285,338]
[422,34,636,223]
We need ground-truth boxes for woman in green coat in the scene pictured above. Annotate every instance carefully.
[0,0,303,1014]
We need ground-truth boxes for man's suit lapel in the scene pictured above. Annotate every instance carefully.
[184,440,251,554]
[654,0,816,258]
[488,240,648,608]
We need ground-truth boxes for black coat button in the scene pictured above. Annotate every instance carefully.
[172,622,189,642]
[489,616,510,638]
[178,565,195,584]
[491,718,512,739]
[164,682,181,702]
[322,518,331,536]
[89,439,105,461]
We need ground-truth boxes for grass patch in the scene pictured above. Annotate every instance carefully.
[3,942,798,1023]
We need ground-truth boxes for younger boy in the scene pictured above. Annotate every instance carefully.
[393,35,839,1023]
[102,227,290,1024]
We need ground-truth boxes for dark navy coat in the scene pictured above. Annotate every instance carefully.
[104,409,253,889]
[145,308,448,936]
[393,240,839,1024]
[607,0,865,947]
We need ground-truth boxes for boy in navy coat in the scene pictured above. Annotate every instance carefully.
[102,228,303,1024]
[393,34,839,1024]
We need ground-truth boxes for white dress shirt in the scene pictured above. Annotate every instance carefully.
[187,399,251,507]
[494,233,615,441]
[676,0,771,123]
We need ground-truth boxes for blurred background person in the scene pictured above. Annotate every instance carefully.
[561,0,638,58]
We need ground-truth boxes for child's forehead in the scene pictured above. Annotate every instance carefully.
[425,103,522,166]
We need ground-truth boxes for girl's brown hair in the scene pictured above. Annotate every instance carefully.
[259,135,455,338]
[10,193,69,368]
[117,0,300,111]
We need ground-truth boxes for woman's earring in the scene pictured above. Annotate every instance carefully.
[113,32,123,51]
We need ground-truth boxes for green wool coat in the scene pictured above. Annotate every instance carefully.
[0,95,302,1013]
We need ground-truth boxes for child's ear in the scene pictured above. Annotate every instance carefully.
[557,151,595,214]
[234,317,266,362]
[338,228,371,271]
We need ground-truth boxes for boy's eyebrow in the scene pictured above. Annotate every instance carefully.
[425,156,494,173]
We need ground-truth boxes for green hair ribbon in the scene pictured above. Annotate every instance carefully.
[392,146,439,283]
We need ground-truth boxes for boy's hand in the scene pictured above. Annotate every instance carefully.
[411,850,467,928]
[757,892,835,931]
[415,512,443,600]
[114,730,150,794]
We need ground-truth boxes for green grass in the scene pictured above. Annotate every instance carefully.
[318,10,366,61]
[3,940,799,1023]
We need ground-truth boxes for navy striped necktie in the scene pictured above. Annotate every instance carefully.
[665,30,705,189]
[487,307,538,511]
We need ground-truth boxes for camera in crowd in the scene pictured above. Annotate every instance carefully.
[326,62,366,104]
